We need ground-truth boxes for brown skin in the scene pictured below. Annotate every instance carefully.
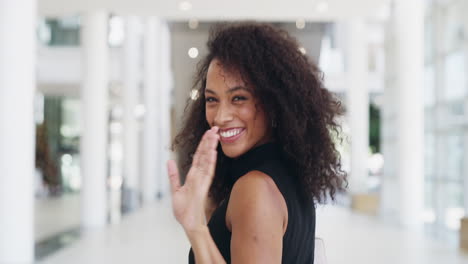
[170,22,348,263]
[167,128,225,263]
[172,23,347,209]
[227,171,287,263]
[204,59,273,158]
[168,59,287,263]
[203,58,277,222]
[168,128,220,233]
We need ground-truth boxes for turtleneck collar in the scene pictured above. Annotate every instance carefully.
[225,142,283,183]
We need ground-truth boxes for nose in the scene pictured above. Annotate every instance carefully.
[213,103,234,126]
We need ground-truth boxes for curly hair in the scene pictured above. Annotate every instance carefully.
[172,22,347,206]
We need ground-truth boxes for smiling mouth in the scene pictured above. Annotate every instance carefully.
[219,128,245,143]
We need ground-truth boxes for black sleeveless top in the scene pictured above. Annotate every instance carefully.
[188,142,316,263]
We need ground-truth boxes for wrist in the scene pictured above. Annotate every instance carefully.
[185,225,209,242]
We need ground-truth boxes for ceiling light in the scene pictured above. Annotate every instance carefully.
[134,104,146,118]
[190,89,199,100]
[188,19,199,29]
[108,16,125,47]
[299,47,306,55]
[316,1,329,13]
[111,105,124,119]
[296,18,306,29]
[179,1,192,11]
[188,47,199,58]
[110,122,123,134]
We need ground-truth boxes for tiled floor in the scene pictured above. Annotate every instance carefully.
[39,198,468,264]
[39,199,189,264]
[315,206,468,264]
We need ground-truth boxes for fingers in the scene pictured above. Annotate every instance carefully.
[208,127,220,149]
[192,127,219,167]
[188,127,220,181]
[167,160,181,194]
[203,144,218,185]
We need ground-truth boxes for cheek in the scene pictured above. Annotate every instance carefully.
[237,105,256,124]
[239,105,268,132]
[255,112,269,133]
[205,108,214,124]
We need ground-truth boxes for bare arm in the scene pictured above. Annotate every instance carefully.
[167,128,287,264]
[186,170,287,264]
[187,226,226,264]
[227,171,288,264]
[167,127,226,263]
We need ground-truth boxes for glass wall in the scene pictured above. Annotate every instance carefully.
[424,0,467,244]
[35,95,81,196]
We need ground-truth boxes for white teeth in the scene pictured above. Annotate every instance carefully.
[220,129,242,138]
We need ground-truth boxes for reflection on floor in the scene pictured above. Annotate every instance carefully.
[35,194,82,261]
[35,227,81,261]
[35,194,80,242]
[39,199,189,264]
[38,199,468,264]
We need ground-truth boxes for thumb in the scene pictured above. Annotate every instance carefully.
[167,160,181,194]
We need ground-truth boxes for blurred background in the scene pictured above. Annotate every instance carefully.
[1,0,468,263]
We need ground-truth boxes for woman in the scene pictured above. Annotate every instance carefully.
[167,23,347,263]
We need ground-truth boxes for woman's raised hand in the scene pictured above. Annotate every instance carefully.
[167,126,220,233]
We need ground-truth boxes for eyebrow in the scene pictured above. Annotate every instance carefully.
[205,86,252,95]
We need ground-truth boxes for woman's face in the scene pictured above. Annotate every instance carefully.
[205,59,272,158]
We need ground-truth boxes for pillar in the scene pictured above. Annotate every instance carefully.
[80,11,109,229]
[157,22,172,198]
[380,14,399,221]
[122,16,141,210]
[347,18,369,194]
[0,0,36,261]
[394,0,424,229]
[142,17,161,203]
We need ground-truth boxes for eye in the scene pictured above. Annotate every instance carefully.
[205,97,217,103]
[233,96,247,102]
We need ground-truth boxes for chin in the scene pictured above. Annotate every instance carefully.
[220,142,249,159]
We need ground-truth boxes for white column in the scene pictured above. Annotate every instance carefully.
[347,18,369,194]
[462,0,468,221]
[142,17,161,203]
[433,7,445,232]
[380,15,399,221]
[394,0,424,229]
[80,11,109,229]
[0,0,36,262]
[465,97,468,214]
[122,16,141,210]
[157,22,172,198]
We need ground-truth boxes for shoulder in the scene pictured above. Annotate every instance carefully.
[226,170,288,233]
[225,170,288,262]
